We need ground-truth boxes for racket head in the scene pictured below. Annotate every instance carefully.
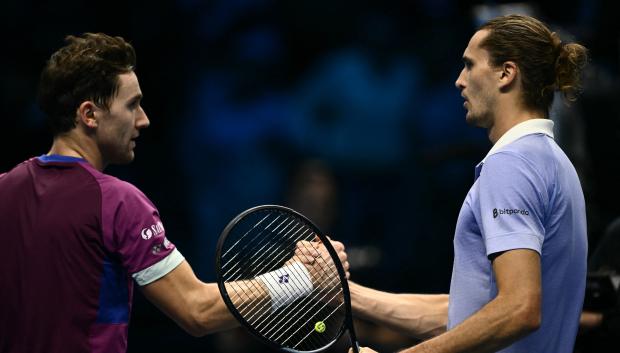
[215,205,354,352]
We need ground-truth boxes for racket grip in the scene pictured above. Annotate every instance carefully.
[349,335,361,353]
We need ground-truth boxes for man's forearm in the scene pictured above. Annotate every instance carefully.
[399,293,539,353]
[186,282,240,335]
[349,281,448,339]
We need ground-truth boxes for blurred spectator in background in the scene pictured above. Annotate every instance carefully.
[286,159,338,233]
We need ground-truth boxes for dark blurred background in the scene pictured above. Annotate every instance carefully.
[2,0,618,352]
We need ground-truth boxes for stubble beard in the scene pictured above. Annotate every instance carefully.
[466,111,493,129]
[465,94,495,130]
[100,140,135,166]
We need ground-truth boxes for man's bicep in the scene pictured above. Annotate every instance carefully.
[478,152,547,256]
[492,249,541,303]
[140,260,199,312]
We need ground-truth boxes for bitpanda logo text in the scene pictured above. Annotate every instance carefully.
[493,208,529,218]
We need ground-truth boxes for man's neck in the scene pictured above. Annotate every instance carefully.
[48,131,105,171]
[488,101,546,144]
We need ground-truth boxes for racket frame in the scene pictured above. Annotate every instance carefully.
[215,204,358,353]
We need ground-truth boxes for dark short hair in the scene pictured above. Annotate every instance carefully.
[37,33,136,135]
[480,14,588,115]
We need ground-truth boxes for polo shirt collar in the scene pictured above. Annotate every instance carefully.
[474,118,554,180]
[482,118,554,163]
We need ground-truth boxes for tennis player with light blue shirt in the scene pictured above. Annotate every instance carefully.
[448,118,587,352]
[348,14,589,353]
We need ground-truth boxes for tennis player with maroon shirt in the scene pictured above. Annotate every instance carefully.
[0,33,348,353]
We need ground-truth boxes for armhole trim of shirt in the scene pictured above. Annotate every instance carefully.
[132,248,185,286]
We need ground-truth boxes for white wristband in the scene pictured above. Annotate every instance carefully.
[257,261,314,311]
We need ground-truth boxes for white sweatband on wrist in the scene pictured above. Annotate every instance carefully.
[257,261,314,311]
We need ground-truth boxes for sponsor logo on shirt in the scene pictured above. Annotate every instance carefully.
[141,221,165,239]
[493,208,530,218]
[151,237,172,255]
[151,237,173,255]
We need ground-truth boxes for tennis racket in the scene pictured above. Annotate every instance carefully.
[216,204,360,353]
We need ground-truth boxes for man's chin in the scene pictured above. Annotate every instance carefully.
[111,152,135,165]
[465,113,487,128]
[465,113,477,126]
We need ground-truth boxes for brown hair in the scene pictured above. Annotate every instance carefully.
[37,33,136,135]
[480,14,588,115]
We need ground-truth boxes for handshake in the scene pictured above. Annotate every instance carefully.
[256,237,350,311]
[290,237,350,282]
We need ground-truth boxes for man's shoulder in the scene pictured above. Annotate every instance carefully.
[502,133,556,158]
[0,158,43,186]
[69,164,148,208]
[77,163,142,195]
[481,135,560,198]
[1,157,36,173]
[487,134,557,171]
[96,174,149,203]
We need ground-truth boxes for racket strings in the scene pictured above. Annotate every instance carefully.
[253,272,342,334]
[257,279,343,350]
[223,218,310,282]
[221,215,295,279]
[230,252,342,334]
[229,222,310,282]
[225,215,340,318]
[220,210,346,351]
[224,215,338,301]
[227,243,318,323]
[269,286,344,343]
[220,212,273,260]
[292,299,345,349]
[222,212,333,295]
[234,263,335,322]
[224,219,315,308]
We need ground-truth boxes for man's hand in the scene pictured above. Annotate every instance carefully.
[294,237,350,284]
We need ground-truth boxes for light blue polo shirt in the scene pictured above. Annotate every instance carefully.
[447,119,587,353]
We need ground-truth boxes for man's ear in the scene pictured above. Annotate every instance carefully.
[498,61,518,90]
[77,101,98,128]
